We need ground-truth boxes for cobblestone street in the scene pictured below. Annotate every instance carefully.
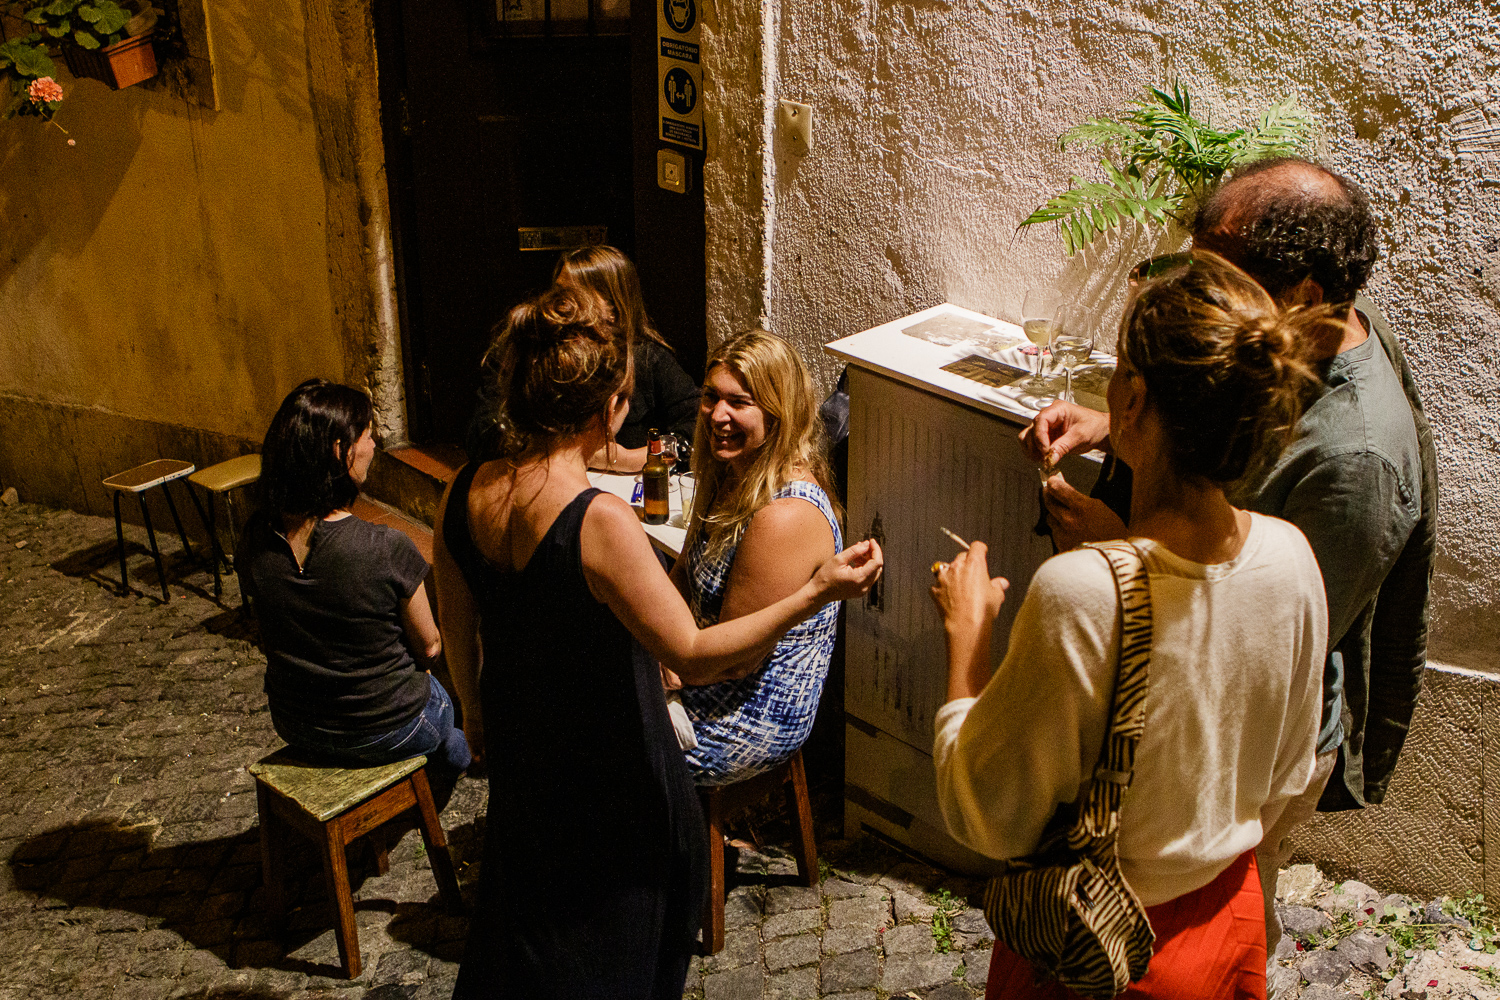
[0,500,1000,1000]
[4,499,1492,1000]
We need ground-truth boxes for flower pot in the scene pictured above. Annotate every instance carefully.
[63,31,157,90]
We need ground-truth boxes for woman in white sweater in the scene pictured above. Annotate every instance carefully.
[931,252,1335,999]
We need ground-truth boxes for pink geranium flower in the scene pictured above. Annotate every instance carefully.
[27,77,64,105]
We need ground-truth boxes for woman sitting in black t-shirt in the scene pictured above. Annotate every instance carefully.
[239,379,471,806]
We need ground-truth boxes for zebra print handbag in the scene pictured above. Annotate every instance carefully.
[982,541,1155,999]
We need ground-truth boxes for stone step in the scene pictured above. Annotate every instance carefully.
[361,444,466,528]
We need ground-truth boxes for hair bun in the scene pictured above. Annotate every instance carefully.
[1231,313,1292,369]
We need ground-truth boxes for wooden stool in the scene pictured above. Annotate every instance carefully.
[188,454,262,598]
[250,748,464,979]
[102,459,214,602]
[699,749,818,955]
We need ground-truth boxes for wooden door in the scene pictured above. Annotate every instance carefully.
[375,0,706,445]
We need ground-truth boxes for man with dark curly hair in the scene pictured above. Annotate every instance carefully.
[1025,158,1437,954]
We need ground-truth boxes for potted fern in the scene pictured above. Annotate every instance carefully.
[1020,83,1316,257]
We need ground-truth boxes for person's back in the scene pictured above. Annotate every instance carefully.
[242,378,469,809]
[933,254,1334,998]
[241,510,430,734]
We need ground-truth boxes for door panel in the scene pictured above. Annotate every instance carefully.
[378,0,688,445]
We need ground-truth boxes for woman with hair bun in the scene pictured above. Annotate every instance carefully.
[239,379,471,808]
[930,253,1337,998]
[436,287,882,998]
[667,329,846,785]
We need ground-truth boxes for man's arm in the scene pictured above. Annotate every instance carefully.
[1280,452,1417,651]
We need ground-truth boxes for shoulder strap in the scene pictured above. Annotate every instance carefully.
[440,462,484,582]
[1070,541,1153,844]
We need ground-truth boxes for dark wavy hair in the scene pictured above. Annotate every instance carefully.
[1119,251,1338,484]
[1193,157,1378,307]
[483,284,633,461]
[258,379,373,522]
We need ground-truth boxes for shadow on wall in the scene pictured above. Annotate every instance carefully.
[207,0,308,120]
[7,816,481,979]
[0,93,143,290]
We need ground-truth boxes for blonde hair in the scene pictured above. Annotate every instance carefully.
[685,330,841,559]
[1119,250,1336,484]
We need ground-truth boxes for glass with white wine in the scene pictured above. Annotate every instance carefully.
[1019,289,1064,394]
[1048,304,1096,403]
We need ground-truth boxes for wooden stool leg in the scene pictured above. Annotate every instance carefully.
[784,752,819,888]
[256,782,287,929]
[700,788,726,955]
[319,817,361,979]
[111,491,129,596]
[136,492,170,602]
[369,826,391,876]
[410,770,463,913]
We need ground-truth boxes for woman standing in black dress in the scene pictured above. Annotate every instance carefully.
[435,286,882,998]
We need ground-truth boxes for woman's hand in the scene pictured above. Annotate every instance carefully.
[660,663,684,691]
[1020,400,1112,466]
[1041,472,1127,551]
[930,542,1010,702]
[930,542,1010,632]
[810,538,885,603]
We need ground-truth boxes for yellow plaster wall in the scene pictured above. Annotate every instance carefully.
[0,1,345,446]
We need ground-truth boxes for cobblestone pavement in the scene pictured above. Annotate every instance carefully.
[7,499,1479,1000]
[0,500,1001,1000]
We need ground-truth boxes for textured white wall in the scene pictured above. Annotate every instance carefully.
[705,0,1500,674]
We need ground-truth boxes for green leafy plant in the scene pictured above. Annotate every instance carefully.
[0,0,162,121]
[926,887,966,954]
[1020,82,1316,255]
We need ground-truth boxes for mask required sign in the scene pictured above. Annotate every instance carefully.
[657,0,703,150]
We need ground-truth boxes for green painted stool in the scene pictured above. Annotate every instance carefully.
[250,748,464,979]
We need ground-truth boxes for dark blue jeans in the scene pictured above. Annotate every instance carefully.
[271,679,472,811]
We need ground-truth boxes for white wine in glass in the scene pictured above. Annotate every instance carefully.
[1049,305,1096,403]
[1019,289,1063,393]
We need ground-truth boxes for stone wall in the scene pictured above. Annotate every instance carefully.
[703,0,1500,891]
[0,0,397,517]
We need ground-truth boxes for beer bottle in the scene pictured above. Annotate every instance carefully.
[643,428,670,525]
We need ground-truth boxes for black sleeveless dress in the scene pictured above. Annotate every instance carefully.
[446,467,708,999]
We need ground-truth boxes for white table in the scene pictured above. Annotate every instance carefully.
[588,471,689,558]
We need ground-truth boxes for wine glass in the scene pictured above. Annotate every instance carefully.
[1048,305,1096,403]
[1019,289,1064,393]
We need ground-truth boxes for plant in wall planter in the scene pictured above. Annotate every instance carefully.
[1020,82,1317,257]
[0,0,164,119]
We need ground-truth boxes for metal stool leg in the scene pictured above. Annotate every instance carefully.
[160,482,201,571]
[137,492,170,602]
[112,490,129,596]
[184,483,225,598]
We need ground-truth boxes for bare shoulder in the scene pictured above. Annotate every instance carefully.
[738,492,835,563]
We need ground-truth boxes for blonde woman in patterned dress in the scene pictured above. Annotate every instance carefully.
[667,330,845,785]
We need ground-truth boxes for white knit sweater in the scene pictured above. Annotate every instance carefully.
[933,513,1327,906]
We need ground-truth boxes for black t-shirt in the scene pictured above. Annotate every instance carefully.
[239,512,431,734]
[616,339,701,451]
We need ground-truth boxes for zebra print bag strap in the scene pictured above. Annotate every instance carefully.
[1073,541,1153,842]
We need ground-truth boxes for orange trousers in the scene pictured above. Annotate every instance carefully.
[986,851,1267,999]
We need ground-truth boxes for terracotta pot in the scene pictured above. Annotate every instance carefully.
[63,30,157,90]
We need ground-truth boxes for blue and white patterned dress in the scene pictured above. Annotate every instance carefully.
[681,480,843,786]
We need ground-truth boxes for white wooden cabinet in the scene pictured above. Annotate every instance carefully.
[826,305,1104,873]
